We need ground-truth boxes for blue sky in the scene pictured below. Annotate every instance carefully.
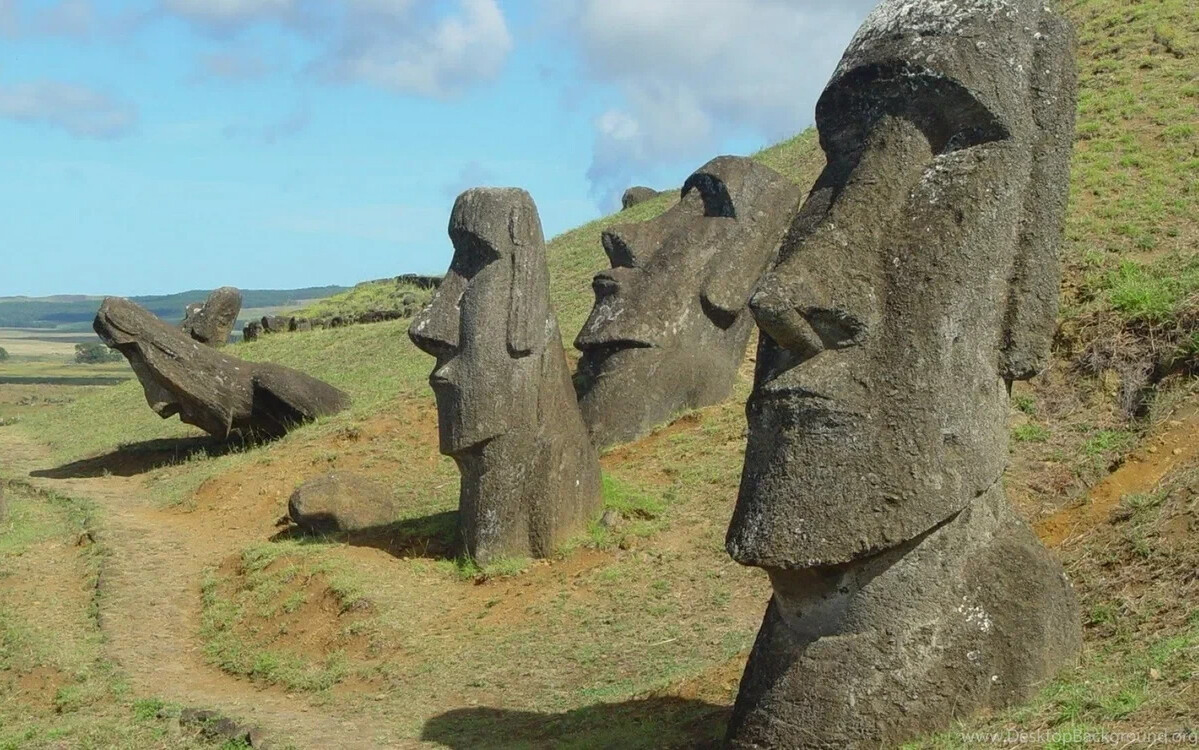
[1,0,877,297]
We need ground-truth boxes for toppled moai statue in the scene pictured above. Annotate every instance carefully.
[724,1,1081,746]
[575,157,801,448]
[180,287,242,347]
[409,188,601,563]
[96,297,350,439]
[620,186,660,210]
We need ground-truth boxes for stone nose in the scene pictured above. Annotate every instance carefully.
[749,278,824,361]
[408,276,463,359]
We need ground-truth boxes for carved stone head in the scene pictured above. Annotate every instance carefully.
[574,156,800,448]
[409,188,602,561]
[726,0,1077,569]
[409,188,550,456]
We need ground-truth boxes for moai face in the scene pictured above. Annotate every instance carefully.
[723,1,1080,745]
[409,188,548,457]
[727,0,1076,568]
[574,156,800,447]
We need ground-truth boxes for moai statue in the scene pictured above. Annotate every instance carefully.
[96,297,349,439]
[180,287,242,347]
[724,1,1081,746]
[409,188,602,563]
[575,157,802,448]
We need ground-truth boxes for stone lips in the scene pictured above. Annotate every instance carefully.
[95,296,350,439]
[409,188,601,563]
[180,286,242,347]
[724,0,1081,745]
[574,156,802,449]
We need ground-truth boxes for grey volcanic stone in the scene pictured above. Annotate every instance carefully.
[724,1,1081,746]
[620,186,659,210]
[242,321,261,342]
[95,297,350,439]
[575,156,801,448]
[288,473,400,533]
[180,287,242,347]
[409,188,602,563]
[261,315,289,334]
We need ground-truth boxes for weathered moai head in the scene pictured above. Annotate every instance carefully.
[409,189,601,562]
[724,1,1080,746]
[574,157,801,448]
[180,287,242,347]
[727,0,1078,568]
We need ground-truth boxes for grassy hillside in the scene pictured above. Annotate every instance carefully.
[3,0,1196,746]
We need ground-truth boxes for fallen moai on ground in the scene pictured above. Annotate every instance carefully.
[95,297,350,439]
[575,156,801,448]
[180,286,242,347]
[724,0,1081,746]
[410,188,602,563]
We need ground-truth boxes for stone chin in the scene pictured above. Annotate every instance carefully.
[428,380,504,458]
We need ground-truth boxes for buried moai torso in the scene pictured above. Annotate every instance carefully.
[574,157,801,448]
[409,188,601,563]
[724,0,1081,746]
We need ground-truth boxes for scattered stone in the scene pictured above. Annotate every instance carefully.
[410,188,602,562]
[180,287,242,347]
[242,320,261,342]
[261,315,289,334]
[288,472,402,533]
[599,508,621,528]
[95,297,350,439]
[575,156,801,448]
[724,2,1081,746]
[620,186,660,210]
[1173,448,1183,456]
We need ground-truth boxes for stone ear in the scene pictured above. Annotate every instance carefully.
[506,204,549,357]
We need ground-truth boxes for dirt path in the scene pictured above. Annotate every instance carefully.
[1036,406,1199,548]
[0,430,409,750]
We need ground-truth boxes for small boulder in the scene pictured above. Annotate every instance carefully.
[288,473,401,533]
[242,321,261,342]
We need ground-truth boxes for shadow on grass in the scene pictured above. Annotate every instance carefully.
[421,696,728,750]
[30,433,267,479]
[271,510,459,560]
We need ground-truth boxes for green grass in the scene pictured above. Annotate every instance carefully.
[0,480,224,749]
[1013,423,1051,443]
[293,279,435,321]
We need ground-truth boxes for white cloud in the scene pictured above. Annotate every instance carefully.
[441,160,498,199]
[160,0,297,30]
[0,81,137,138]
[1,0,101,38]
[553,0,878,203]
[192,49,274,82]
[311,0,512,98]
[159,0,512,98]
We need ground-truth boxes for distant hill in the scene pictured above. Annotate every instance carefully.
[0,286,350,329]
